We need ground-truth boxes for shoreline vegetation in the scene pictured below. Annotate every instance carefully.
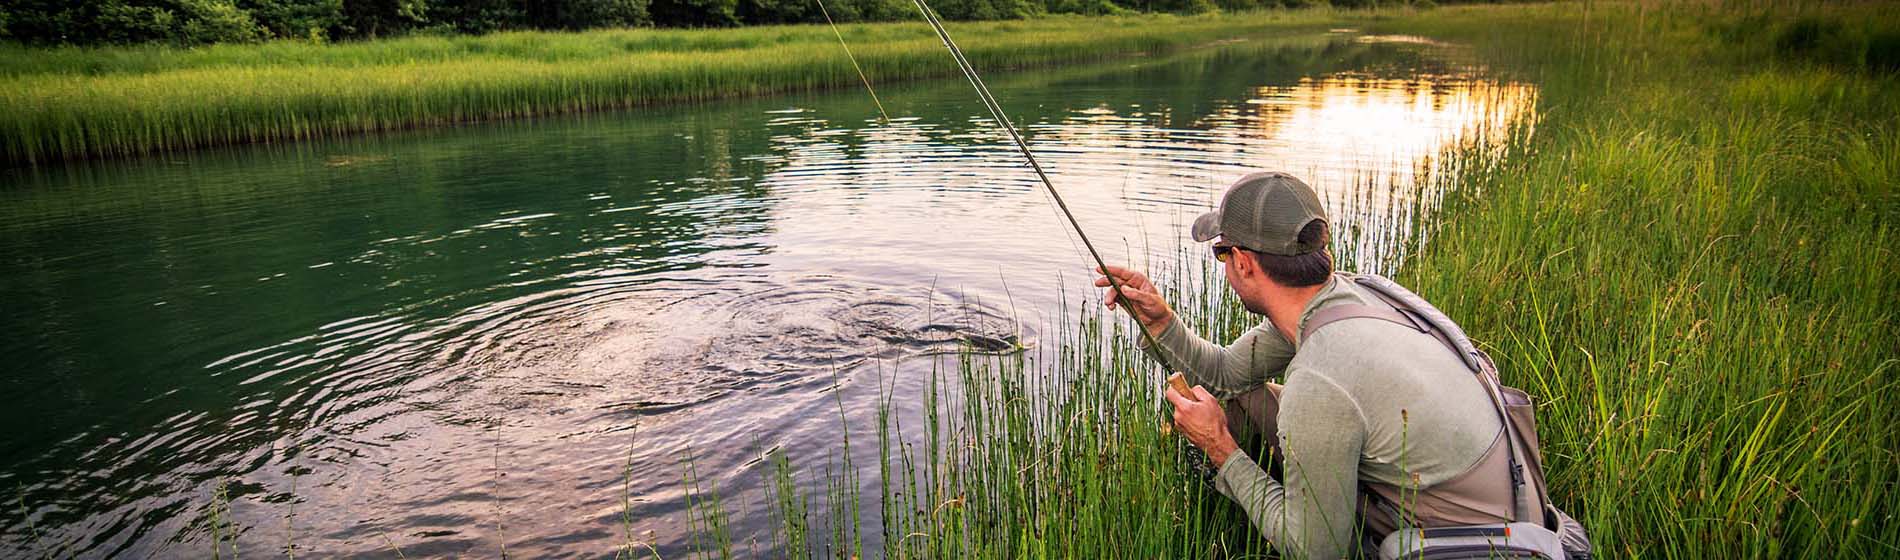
[711,2,1897,559]
[0,12,1347,165]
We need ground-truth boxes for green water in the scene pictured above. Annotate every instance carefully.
[0,35,1533,557]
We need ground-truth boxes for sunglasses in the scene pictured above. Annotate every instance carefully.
[1212,244,1238,263]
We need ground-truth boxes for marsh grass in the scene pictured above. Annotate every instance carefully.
[1366,2,1899,556]
[0,13,1341,164]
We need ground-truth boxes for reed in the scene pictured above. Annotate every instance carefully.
[0,12,1342,164]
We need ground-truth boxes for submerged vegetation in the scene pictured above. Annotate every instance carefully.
[0,12,1340,164]
[708,2,1900,558]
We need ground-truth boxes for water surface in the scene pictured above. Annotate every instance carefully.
[0,33,1533,557]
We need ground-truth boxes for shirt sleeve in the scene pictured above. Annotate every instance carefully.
[1138,314,1295,400]
[1212,368,1367,560]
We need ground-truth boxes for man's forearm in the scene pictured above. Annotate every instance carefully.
[1140,316,1291,399]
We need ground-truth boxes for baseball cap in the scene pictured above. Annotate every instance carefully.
[1190,171,1327,256]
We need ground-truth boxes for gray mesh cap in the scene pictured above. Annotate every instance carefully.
[1190,171,1327,256]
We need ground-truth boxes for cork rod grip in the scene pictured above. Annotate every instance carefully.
[1165,372,1200,402]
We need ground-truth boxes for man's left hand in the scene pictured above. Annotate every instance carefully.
[1164,384,1240,466]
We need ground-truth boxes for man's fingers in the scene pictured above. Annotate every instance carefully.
[1118,287,1161,309]
[1162,386,1189,408]
[1097,265,1145,284]
[1191,385,1215,403]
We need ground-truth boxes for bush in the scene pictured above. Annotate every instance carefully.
[94,3,180,44]
[1869,29,1900,73]
[176,0,263,44]
[239,0,344,39]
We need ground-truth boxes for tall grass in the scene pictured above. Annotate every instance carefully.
[0,12,1343,164]
[1371,2,1899,557]
[742,2,1898,558]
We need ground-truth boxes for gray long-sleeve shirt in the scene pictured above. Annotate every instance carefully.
[1141,273,1503,559]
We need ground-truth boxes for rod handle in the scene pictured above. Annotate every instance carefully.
[1165,372,1200,402]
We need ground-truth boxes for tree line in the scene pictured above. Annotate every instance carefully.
[0,0,1415,47]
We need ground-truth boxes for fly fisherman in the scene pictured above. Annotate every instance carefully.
[1096,172,1587,559]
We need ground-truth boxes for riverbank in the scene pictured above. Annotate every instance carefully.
[1375,3,1897,555]
[739,2,1898,558]
[0,12,1345,165]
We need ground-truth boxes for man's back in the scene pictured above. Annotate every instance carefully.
[1288,276,1503,497]
[1212,274,1508,557]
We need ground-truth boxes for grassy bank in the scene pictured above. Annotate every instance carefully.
[0,12,1338,165]
[730,2,1899,559]
[1373,3,1899,556]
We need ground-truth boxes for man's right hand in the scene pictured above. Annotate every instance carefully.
[1094,266,1175,337]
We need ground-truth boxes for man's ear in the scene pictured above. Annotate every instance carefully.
[1231,248,1259,280]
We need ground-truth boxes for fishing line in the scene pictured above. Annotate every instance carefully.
[812,0,890,123]
[899,0,1164,351]
[813,2,1174,355]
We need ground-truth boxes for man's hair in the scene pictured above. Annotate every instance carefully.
[1252,220,1332,287]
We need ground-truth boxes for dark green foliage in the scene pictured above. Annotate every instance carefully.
[1041,0,1123,16]
[239,0,345,40]
[649,0,740,26]
[1869,29,1900,73]
[3,0,260,45]
[339,0,430,38]
[520,0,651,30]
[927,0,1039,20]
[736,0,814,26]
[424,0,519,33]
[176,0,264,43]
[422,0,653,33]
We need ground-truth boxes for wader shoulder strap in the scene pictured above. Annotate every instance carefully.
[1302,303,1424,341]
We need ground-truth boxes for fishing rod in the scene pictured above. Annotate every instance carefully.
[811,0,1190,395]
[905,1,1173,355]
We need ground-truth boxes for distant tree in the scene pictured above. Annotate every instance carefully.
[92,2,180,43]
[524,0,651,29]
[1043,0,1124,15]
[339,0,429,37]
[929,0,1037,20]
[650,0,739,26]
[240,0,346,40]
[737,0,813,25]
[1210,0,1265,12]
[2,0,259,45]
[175,0,264,43]
[839,0,915,22]
[428,0,521,33]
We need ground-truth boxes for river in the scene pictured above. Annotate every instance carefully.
[0,32,1533,557]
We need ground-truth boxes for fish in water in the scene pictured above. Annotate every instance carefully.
[956,332,1025,353]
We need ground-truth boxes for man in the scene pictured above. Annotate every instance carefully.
[1096,172,1528,559]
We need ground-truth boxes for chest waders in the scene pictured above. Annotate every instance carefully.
[1301,274,1593,560]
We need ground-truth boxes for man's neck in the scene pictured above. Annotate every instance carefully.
[1265,282,1326,344]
